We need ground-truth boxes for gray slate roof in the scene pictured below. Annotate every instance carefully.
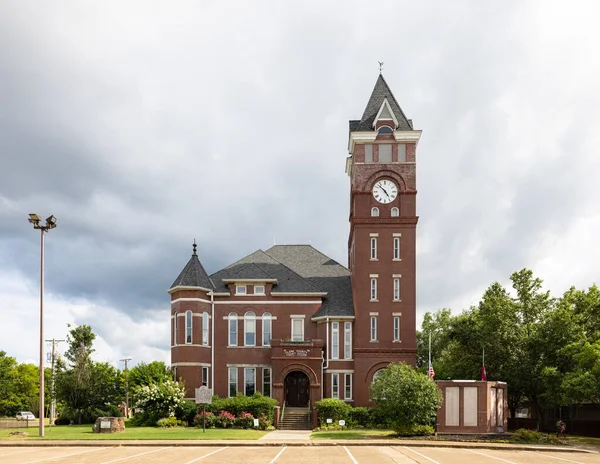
[265,245,353,318]
[206,245,354,318]
[209,249,324,295]
[350,74,413,132]
[170,247,214,290]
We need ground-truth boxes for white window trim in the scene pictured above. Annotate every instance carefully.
[370,278,378,301]
[344,322,352,360]
[262,313,272,346]
[244,367,256,396]
[370,316,377,342]
[202,366,209,387]
[244,311,256,347]
[254,285,265,295]
[370,237,377,260]
[345,373,353,400]
[391,207,399,217]
[228,367,237,398]
[371,207,379,217]
[185,310,193,344]
[331,322,339,360]
[394,316,401,341]
[228,313,238,347]
[235,285,247,295]
[393,278,400,301]
[393,237,401,260]
[202,312,209,346]
[291,317,304,341]
[332,373,339,399]
[263,367,271,397]
[173,313,178,346]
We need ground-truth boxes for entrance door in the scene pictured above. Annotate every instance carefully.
[285,371,309,407]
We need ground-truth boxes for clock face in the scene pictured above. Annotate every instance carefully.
[372,179,398,204]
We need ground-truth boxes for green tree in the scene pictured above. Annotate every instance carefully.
[129,361,172,388]
[370,362,442,431]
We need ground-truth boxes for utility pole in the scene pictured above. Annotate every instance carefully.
[45,338,65,425]
[119,358,132,418]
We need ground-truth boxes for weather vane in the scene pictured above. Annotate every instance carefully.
[378,61,384,73]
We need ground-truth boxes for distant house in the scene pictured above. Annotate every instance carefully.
[169,74,422,408]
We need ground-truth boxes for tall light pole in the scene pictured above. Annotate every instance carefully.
[120,358,132,418]
[28,213,57,437]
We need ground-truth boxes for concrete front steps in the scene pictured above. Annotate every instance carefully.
[279,407,312,430]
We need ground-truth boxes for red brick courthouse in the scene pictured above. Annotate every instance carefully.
[169,74,421,409]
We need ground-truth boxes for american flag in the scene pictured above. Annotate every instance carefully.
[481,365,487,381]
[428,362,435,380]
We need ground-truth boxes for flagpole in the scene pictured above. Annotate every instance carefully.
[483,346,485,366]
[428,332,431,366]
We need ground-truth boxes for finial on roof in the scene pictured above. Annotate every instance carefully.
[192,239,197,256]
[378,61,384,74]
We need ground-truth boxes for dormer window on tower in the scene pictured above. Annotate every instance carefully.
[378,126,393,135]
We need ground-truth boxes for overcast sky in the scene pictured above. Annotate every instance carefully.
[1,1,599,369]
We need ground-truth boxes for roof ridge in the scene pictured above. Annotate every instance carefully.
[263,249,326,293]
[266,244,350,272]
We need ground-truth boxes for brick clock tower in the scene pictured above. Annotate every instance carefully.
[346,74,421,406]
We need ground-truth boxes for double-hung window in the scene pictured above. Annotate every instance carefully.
[393,234,401,260]
[244,368,256,396]
[254,285,265,295]
[245,311,256,346]
[345,373,352,400]
[393,316,401,341]
[370,277,378,301]
[393,277,400,301]
[344,322,352,359]
[332,373,339,399]
[185,311,192,344]
[228,368,237,397]
[202,367,209,387]
[173,314,178,345]
[263,368,271,397]
[370,236,377,260]
[236,285,246,295]
[228,313,238,346]
[370,316,377,341]
[202,312,209,345]
[291,317,304,341]
[262,312,272,346]
[331,322,339,360]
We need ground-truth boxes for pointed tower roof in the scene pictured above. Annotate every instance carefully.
[352,74,413,132]
[169,241,214,291]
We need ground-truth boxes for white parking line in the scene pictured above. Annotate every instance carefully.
[99,446,170,464]
[466,449,518,464]
[343,446,360,464]
[182,446,228,464]
[24,448,105,463]
[0,448,41,457]
[402,447,441,464]
[269,445,287,464]
[524,451,585,464]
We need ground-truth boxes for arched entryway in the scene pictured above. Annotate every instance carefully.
[285,371,310,407]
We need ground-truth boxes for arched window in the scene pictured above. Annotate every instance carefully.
[378,126,393,134]
[391,207,399,217]
[202,312,209,345]
[173,313,178,346]
[228,313,238,346]
[262,312,272,346]
[245,311,256,346]
[185,311,192,344]
[371,207,379,217]
[372,369,384,383]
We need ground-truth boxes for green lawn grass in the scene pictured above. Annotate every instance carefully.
[0,424,268,440]
[566,435,600,447]
[311,429,395,440]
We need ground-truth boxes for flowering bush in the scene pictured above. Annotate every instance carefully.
[217,410,235,428]
[194,411,217,429]
[132,380,186,426]
[236,411,255,429]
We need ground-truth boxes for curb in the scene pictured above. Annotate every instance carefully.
[0,440,596,453]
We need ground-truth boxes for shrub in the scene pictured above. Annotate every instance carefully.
[394,424,435,436]
[315,398,351,426]
[54,416,71,426]
[509,428,563,444]
[348,407,370,428]
[176,400,198,424]
[216,410,236,428]
[133,380,186,426]
[157,416,187,428]
[207,393,277,421]
[236,411,255,429]
[194,411,217,429]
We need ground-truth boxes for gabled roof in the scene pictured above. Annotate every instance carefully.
[351,74,413,132]
[209,249,323,294]
[265,245,354,318]
[170,243,214,290]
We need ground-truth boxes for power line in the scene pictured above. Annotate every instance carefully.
[119,358,133,418]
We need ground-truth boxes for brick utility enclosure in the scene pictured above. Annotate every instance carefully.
[435,380,508,434]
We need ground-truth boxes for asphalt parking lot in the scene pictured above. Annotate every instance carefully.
[0,445,598,464]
